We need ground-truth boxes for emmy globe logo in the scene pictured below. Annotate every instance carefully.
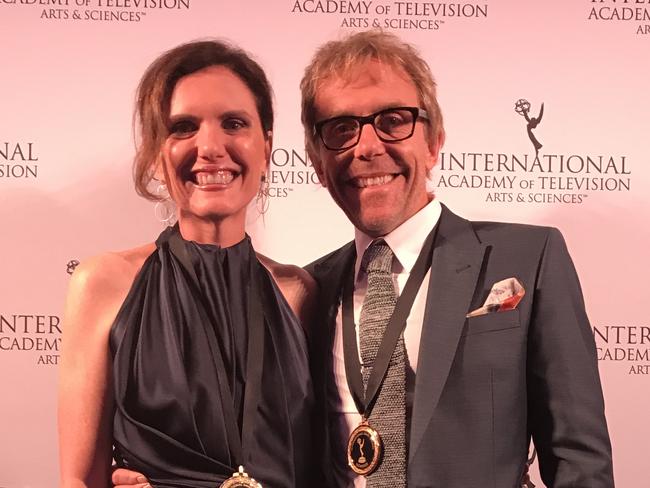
[514,99,544,157]
[66,259,80,275]
[436,94,632,205]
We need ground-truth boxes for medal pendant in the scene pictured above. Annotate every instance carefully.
[219,466,262,488]
[347,420,383,475]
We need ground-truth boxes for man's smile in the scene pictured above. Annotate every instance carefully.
[350,173,399,188]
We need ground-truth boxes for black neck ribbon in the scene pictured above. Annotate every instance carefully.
[342,225,437,417]
[169,231,265,469]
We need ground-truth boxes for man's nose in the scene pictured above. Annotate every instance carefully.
[354,122,385,160]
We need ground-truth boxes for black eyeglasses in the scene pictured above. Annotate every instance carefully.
[313,106,429,151]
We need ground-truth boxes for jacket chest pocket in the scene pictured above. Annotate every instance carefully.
[462,308,520,336]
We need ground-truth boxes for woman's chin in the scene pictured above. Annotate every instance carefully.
[179,204,244,223]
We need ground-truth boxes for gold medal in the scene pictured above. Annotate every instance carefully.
[219,466,263,488]
[347,419,383,475]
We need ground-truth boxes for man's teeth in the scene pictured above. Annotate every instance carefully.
[355,174,395,188]
[196,171,235,186]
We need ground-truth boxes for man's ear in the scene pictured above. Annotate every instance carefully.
[427,127,446,171]
[307,140,327,187]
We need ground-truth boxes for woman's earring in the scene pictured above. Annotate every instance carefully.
[256,173,270,214]
[154,183,176,226]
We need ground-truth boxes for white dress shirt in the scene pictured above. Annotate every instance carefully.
[328,199,442,487]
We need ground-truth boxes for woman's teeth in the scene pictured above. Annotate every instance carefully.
[195,170,235,186]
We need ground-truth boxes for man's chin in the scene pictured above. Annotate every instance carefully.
[355,215,399,238]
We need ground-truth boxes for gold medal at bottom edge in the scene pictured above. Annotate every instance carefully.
[347,420,383,475]
[219,466,262,488]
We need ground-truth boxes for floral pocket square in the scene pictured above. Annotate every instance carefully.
[466,277,525,318]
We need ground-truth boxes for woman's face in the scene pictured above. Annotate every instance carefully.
[161,65,271,227]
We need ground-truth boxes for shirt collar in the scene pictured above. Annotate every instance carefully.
[354,198,442,281]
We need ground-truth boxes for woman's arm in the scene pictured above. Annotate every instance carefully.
[58,252,144,488]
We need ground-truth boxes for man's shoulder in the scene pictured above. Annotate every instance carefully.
[471,219,557,241]
[442,205,563,252]
[304,241,355,280]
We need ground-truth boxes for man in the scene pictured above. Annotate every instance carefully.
[113,30,613,488]
[300,30,613,488]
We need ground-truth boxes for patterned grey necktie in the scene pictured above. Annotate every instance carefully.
[359,240,406,488]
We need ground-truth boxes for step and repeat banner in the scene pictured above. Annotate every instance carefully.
[1,1,648,486]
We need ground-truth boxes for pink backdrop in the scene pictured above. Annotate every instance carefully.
[1,1,648,486]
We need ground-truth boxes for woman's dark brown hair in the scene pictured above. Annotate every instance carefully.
[133,40,274,200]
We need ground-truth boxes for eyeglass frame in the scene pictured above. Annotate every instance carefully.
[313,106,430,151]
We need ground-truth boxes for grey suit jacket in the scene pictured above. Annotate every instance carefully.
[306,205,613,488]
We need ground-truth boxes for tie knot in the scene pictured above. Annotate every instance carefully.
[363,240,394,275]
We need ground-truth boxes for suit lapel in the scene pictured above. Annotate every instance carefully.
[311,241,356,351]
[308,242,356,485]
[409,205,487,462]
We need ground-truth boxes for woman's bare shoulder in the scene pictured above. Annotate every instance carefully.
[65,243,156,332]
[256,253,317,330]
[71,243,155,295]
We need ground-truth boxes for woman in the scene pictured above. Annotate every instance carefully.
[58,40,317,488]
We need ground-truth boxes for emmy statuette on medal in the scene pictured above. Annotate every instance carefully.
[219,466,262,488]
[347,420,383,475]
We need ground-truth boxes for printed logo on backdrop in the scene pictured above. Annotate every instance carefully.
[436,98,632,205]
[0,313,61,365]
[588,0,650,36]
[514,99,544,157]
[290,1,488,31]
[3,0,191,23]
[1,142,38,180]
[263,147,320,199]
[593,325,650,375]
[0,262,79,366]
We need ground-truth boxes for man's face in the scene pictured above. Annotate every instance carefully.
[310,60,442,237]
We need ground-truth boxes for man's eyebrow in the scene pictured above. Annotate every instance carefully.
[322,104,410,119]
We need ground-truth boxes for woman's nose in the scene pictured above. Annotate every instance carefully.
[197,124,226,161]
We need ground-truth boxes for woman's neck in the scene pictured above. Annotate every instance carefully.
[177,212,246,248]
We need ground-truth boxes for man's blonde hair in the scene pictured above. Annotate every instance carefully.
[300,30,444,154]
